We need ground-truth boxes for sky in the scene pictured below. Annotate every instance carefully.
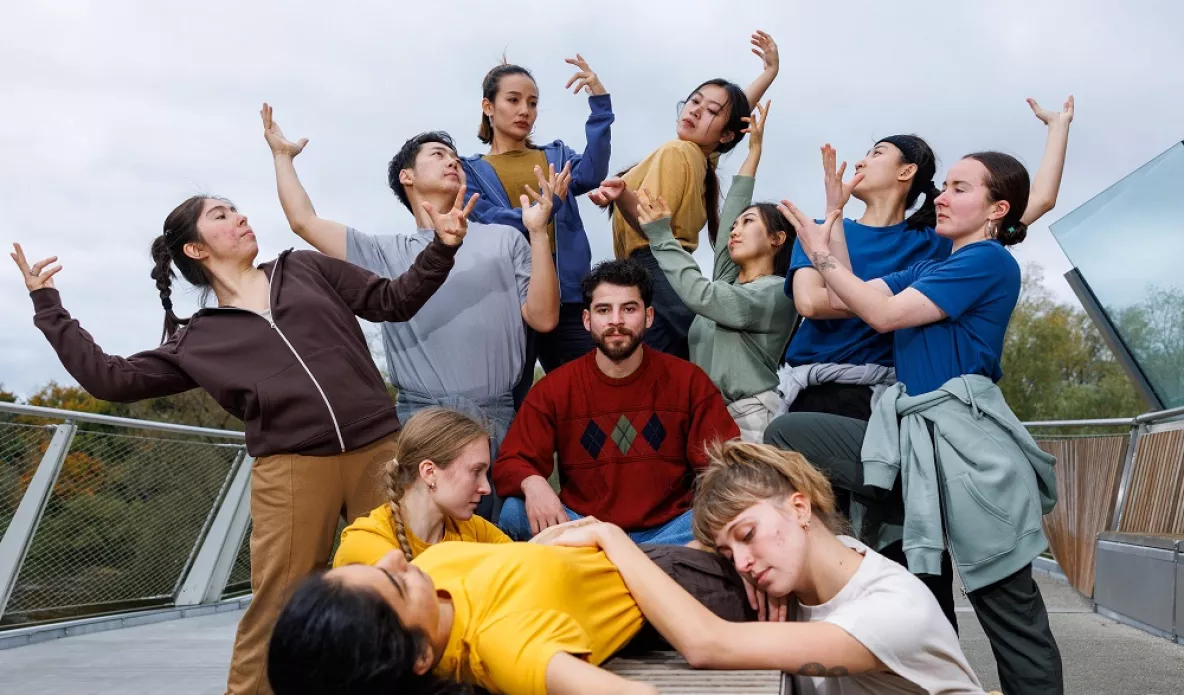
[2,0,1183,398]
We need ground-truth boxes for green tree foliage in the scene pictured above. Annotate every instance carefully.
[1000,264,1144,422]
[1109,285,1184,408]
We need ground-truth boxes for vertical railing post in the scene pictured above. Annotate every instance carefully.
[1111,422,1144,531]
[0,422,77,621]
[175,454,253,606]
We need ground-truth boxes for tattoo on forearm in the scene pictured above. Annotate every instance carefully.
[810,252,838,272]
[797,663,851,678]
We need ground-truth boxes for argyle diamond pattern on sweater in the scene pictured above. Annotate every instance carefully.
[611,415,638,454]
[580,420,607,459]
[642,413,666,451]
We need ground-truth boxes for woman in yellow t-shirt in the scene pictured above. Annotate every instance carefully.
[587,30,780,361]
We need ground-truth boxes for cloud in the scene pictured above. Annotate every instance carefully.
[2,0,1183,397]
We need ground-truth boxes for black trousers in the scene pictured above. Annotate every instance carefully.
[763,411,1064,694]
[630,248,694,360]
[513,304,594,410]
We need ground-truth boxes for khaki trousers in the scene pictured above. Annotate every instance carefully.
[224,434,395,695]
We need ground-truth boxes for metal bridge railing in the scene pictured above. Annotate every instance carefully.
[0,402,250,628]
[2,398,1183,628]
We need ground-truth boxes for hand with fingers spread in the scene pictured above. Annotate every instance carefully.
[260,103,308,159]
[741,100,770,153]
[588,177,626,208]
[552,161,573,202]
[522,163,564,234]
[11,243,62,292]
[822,144,865,214]
[634,188,672,226]
[1027,94,1074,129]
[779,200,842,263]
[750,30,779,76]
[743,578,790,622]
[422,187,478,247]
[564,53,607,96]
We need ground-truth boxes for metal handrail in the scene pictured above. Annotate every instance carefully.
[0,402,244,440]
[1024,403,1184,429]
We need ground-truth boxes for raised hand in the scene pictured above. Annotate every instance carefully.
[564,53,607,96]
[634,188,672,226]
[521,164,560,234]
[588,177,626,208]
[11,243,62,292]
[260,103,308,158]
[1027,95,1074,129]
[740,100,770,152]
[553,161,573,201]
[421,186,478,247]
[751,30,779,75]
[778,200,842,260]
[822,144,865,214]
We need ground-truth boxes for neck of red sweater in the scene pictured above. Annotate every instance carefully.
[589,347,650,388]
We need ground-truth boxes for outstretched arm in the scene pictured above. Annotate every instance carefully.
[262,103,349,259]
[782,205,941,333]
[1021,95,1074,226]
[556,523,880,675]
[743,31,779,108]
[13,244,198,402]
[563,54,615,196]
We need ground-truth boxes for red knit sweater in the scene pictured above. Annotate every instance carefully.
[494,348,740,530]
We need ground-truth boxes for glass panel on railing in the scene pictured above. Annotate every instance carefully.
[1052,141,1184,407]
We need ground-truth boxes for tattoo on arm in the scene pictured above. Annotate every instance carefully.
[796,663,851,678]
[810,252,838,272]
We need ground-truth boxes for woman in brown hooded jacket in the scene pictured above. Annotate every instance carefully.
[10,188,477,695]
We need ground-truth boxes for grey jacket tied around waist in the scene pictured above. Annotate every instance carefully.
[860,375,1058,593]
[774,363,896,416]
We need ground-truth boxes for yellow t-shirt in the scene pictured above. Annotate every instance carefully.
[612,139,709,259]
[331,504,511,567]
[416,542,644,695]
[483,149,556,253]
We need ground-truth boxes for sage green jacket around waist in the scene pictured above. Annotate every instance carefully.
[861,375,1058,592]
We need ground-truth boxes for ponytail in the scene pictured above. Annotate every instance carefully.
[904,182,940,231]
[149,235,189,343]
[704,164,722,247]
[153,195,220,344]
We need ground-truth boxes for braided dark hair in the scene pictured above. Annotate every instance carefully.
[149,196,220,343]
[876,135,940,231]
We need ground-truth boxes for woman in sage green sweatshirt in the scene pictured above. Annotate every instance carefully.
[633,101,796,443]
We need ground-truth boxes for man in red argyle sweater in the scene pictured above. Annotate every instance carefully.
[494,259,740,543]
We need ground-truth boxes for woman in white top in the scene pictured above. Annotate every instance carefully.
[553,439,989,695]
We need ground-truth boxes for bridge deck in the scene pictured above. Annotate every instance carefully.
[1,574,1181,694]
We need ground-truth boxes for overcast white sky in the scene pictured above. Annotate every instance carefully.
[3,0,1183,398]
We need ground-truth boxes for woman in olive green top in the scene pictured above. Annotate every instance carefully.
[634,102,796,443]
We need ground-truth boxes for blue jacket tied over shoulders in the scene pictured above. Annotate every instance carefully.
[461,94,614,305]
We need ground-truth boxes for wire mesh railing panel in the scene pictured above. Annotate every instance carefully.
[0,423,56,541]
[2,429,241,625]
[222,521,253,597]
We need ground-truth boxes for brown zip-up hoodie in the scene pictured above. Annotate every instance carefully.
[29,241,459,457]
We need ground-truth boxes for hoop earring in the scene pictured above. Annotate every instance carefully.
[987,220,998,239]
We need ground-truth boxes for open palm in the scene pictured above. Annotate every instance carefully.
[261,103,308,157]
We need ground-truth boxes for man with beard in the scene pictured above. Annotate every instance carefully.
[493,259,739,543]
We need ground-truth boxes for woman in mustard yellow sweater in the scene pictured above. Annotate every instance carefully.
[589,30,780,360]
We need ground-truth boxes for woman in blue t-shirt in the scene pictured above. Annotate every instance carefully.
[781,97,1074,695]
[460,55,614,405]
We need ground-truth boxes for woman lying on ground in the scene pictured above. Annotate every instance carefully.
[271,515,758,694]
[551,440,990,695]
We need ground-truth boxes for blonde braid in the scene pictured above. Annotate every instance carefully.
[383,450,414,562]
[392,504,414,562]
